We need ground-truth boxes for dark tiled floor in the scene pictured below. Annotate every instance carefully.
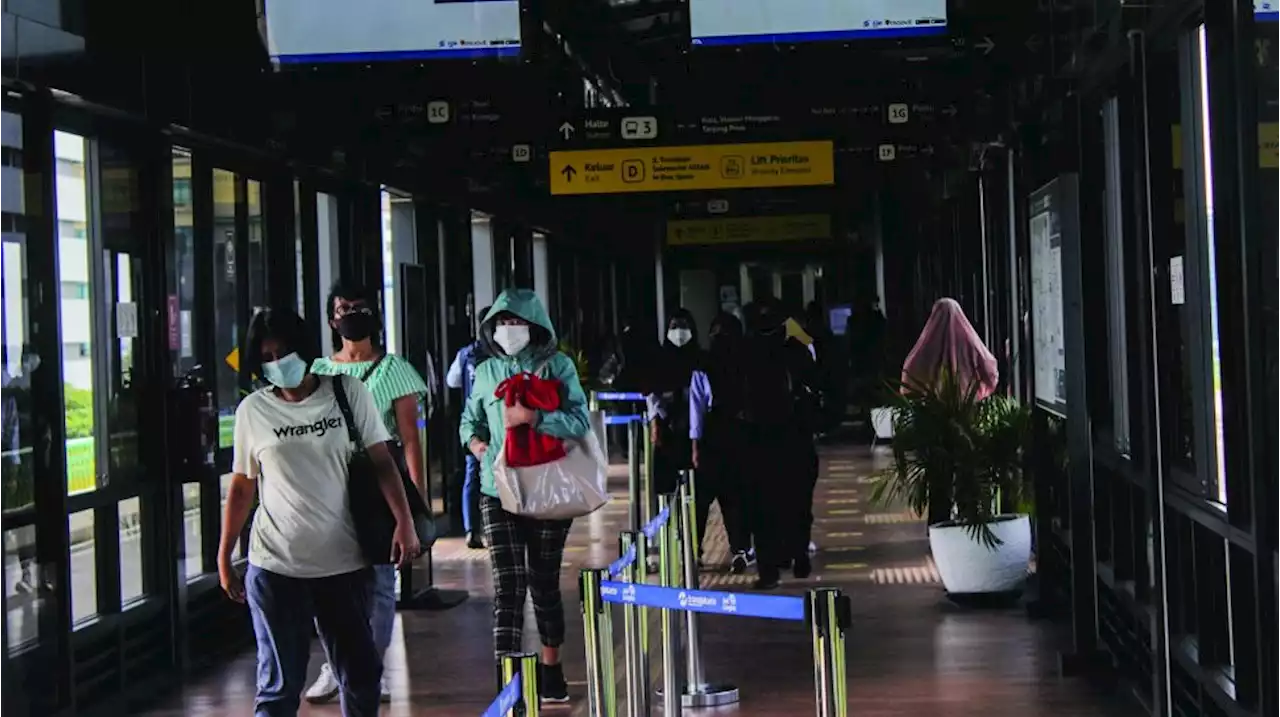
[140,445,1136,716]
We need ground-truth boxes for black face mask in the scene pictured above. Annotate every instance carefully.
[335,312,377,342]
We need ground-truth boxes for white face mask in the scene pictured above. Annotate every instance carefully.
[667,328,693,347]
[494,324,531,356]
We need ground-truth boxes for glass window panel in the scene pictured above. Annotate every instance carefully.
[171,148,197,379]
[182,483,202,579]
[1194,26,1227,496]
[69,508,96,623]
[4,525,40,651]
[118,497,143,605]
[212,169,239,448]
[381,190,398,354]
[105,250,140,479]
[54,131,97,495]
[294,181,305,319]
[2,111,37,515]
[247,179,266,314]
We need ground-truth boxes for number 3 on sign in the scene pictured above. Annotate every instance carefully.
[887,103,909,124]
[621,116,658,140]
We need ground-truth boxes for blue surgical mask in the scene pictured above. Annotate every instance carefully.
[262,352,308,389]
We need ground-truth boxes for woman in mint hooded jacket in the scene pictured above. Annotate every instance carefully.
[460,288,589,704]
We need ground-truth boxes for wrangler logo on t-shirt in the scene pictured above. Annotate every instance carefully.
[272,416,343,439]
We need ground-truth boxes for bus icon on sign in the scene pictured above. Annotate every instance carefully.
[620,116,658,140]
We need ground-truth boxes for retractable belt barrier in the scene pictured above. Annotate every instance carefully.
[580,466,851,717]
[482,653,538,717]
[593,391,646,402]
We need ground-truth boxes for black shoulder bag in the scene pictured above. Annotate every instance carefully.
[332,370,438,565]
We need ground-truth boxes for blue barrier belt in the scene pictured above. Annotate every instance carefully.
[596,391,646,402]
[607,543,639,578]
[640,504,671,540]
[604,414,644,426]
[481,672,522,717]
[599,581,807,622]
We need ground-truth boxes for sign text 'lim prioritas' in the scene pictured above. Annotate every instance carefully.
[549,140,835,195]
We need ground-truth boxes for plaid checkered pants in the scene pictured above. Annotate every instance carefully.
[480,496,573,658]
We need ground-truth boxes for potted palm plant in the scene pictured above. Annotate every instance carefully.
[871,371,1033,596]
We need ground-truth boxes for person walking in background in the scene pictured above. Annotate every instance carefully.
[220,307,420,717]
[689,312,753,573]
[900,297,999,527]
[305,282,430,705]
[445,306,491,549]
[737,298,819,590]
[460,289,589,704]
[647,309,702,499]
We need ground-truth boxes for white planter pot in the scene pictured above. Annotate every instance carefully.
[870,407,895,440]
[928,514,1031,595]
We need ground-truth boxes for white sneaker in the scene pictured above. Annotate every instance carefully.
[380,676,392,703]
[304,663,340,704]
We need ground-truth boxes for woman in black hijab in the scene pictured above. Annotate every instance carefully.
[646,309,703,496]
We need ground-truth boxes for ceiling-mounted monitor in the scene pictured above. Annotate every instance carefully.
[262,0,521,64]
[689,0,946,47]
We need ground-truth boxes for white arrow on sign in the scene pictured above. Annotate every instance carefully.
[975,36,996,55]
[558,122,575,140]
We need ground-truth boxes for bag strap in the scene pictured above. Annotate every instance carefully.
[331,375,365,451]
[359,353,388,383]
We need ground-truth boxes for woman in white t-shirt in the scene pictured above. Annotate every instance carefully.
[218,308,420,717]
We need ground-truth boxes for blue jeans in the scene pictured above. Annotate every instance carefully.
[246,565,381,717]
[370,564,397,656]
[463,454,482,533]
[318,563,397,665]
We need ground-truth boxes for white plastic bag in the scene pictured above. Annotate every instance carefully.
[492,430,610,520]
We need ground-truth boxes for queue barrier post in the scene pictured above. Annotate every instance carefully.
[579,569,610,717]
[617,531,650,717]
[596,568,618,716]
[626,419,641,534]
[806,588,851,717]
[676,473,739,707]
[656,492,682,717]
[495,652,539,717]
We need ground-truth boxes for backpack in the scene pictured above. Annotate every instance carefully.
[737,335,814,427]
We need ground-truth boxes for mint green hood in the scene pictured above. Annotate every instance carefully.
[479,289,559,364]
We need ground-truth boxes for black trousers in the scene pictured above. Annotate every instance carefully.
[742,423,816,576]
[693,415,751,556]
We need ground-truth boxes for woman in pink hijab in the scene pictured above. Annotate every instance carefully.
[901,298,999,400]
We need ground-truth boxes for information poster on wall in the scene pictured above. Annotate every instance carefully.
[1029,182,1067,415]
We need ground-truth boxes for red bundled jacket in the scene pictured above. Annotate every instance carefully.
[494,373,567,467]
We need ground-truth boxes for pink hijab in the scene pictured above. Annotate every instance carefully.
[901,298,999,400]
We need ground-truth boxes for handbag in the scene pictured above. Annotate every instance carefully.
[332,371,438,565]
[491,362,610,520]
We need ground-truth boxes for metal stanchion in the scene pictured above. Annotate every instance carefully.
[656,493,682,717]
[499,652,540,717]
[644,421,661,576]
[627,419,642,534]
[807,588,850,717]
[580,569,609,717]
[618,532,651,717]
[596,568,618,717]
[676,473,739,707]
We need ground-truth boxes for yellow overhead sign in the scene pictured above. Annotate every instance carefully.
[666,214,832,246]
[549,141,835,196]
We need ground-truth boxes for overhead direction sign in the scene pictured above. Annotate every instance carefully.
[548,140,835,196]
[666,214,833,246]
